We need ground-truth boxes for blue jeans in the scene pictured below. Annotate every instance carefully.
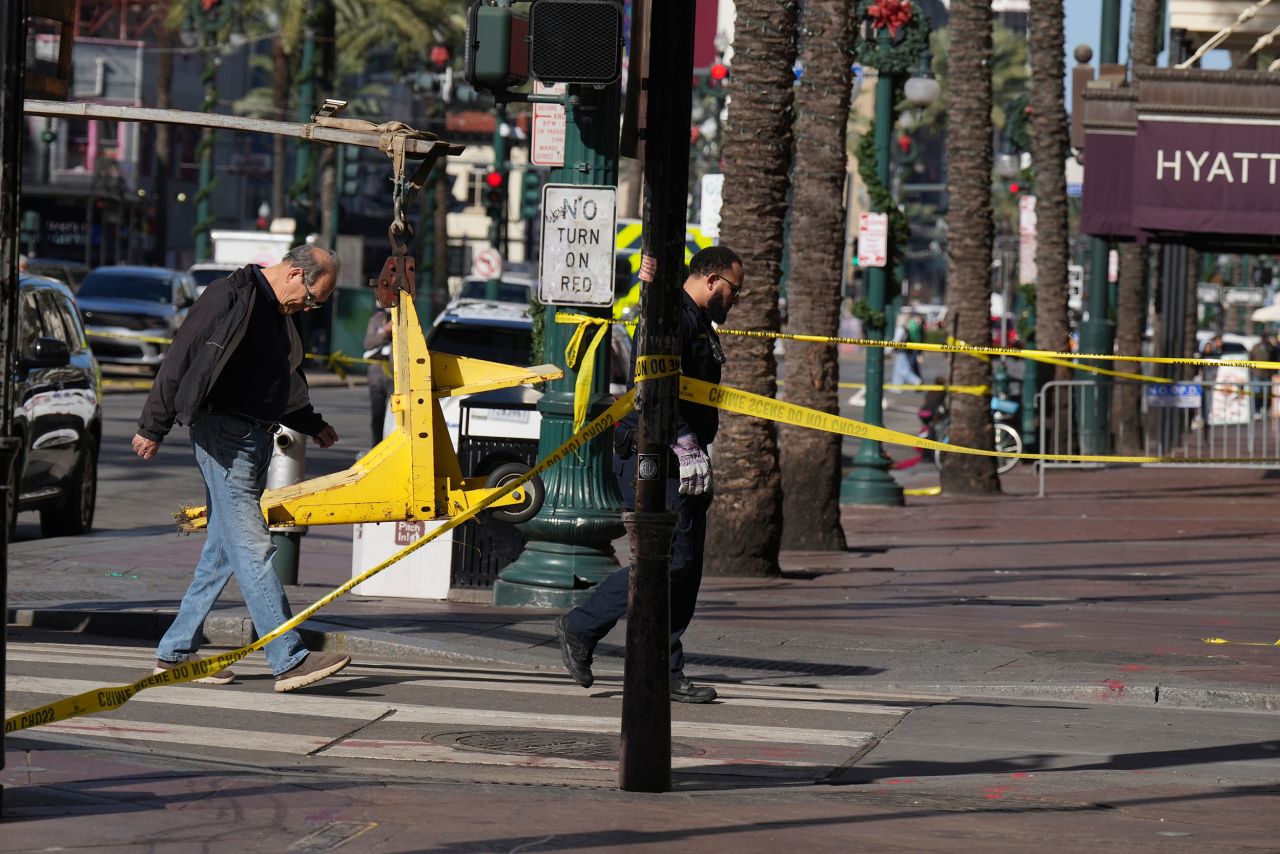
[565,454,711,678]
[157,413,309,675]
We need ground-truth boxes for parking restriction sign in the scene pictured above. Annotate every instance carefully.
[857,212,888,268]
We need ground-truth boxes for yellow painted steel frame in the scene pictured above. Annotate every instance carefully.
[180,291,562,529]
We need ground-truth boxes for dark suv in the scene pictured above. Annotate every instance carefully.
[8,275,103,537]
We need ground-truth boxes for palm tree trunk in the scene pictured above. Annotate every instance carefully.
[1112,241,1145,451]
[1113,0,1164,451]
[271,36,291,223]
[941,0,998,495]
[703,0,798,576]
[1029,2,1072,453]
[779,0,850,552]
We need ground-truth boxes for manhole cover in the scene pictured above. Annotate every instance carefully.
[432,730,703,761]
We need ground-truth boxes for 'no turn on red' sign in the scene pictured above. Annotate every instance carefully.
[538,184,617,307]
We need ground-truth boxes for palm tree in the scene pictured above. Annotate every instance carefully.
[234,0,461,221]
[702,0,798,577]
[940,0,998,495]
[1113,0,1163,450]
[1028,2,1072,449]
[778,0,851,552]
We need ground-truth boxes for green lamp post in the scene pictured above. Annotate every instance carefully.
[1076,0,1121,456]
[188,0,233,261]
[493,83,625,607]
[842,5,933,506]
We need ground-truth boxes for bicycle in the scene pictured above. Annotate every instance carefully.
[927,396,1023,475]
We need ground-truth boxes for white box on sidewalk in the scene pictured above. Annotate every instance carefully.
[351,519,453,600]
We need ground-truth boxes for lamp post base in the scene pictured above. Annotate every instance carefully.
[492,540,619,608]
[840,446,905,506]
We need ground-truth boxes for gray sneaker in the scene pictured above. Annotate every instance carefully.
[153,654,235,685]
[554,615,594,688]
[274,651,352,693]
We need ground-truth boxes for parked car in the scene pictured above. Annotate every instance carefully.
[8,274,103,537]
[187,261,241,297]
[23,258,90,292]
[75,266,197,371]
[454,275,534,305]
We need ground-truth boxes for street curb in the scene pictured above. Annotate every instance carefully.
[10,607,1280,715]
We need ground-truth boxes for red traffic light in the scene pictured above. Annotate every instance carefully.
[1009,182,1020,194]
[709,62,728,82]
[485,171,504,189]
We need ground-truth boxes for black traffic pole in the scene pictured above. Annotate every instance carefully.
[0,0,28,814]
[618,0,696,794]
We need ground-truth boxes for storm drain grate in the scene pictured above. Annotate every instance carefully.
[433,729,703,761]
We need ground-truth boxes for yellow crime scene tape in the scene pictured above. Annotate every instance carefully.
[14,343,1276,732]
[714,326,1280,373]
[4,381,662,735]
[1201,636,1280,647]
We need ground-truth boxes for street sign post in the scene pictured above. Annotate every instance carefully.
[538,183,617,307]
[856,212,888,268]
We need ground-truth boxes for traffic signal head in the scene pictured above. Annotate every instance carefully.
[1008,181,1020,194]
[520,171,541,220]
[484,171,505,214]
[709,62,728,82]
[529,0,623,84]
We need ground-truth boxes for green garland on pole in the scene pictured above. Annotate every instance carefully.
[854,119,910,269]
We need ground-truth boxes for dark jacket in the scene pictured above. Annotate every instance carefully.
[615,290,724,456]
[136,265,325,442]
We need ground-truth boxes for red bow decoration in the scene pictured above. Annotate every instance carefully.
[200,0,221,10]
[868,0,913,39]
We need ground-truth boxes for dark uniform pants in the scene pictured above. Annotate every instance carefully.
[564,453,712,678]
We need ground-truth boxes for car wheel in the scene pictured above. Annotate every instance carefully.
[484,462,544,525]
[40,438,97,537]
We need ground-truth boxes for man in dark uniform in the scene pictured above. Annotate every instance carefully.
[132,244,352,692]
[554,246,744,704]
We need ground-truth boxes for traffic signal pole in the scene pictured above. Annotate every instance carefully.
[487,103,509,301]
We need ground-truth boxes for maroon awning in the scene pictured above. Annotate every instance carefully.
[1080,131,1139,239]
[1132,116,1280,236]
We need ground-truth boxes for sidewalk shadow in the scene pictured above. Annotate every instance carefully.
[833,738,1280,784]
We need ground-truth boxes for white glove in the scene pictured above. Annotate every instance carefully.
[672,434,712,495]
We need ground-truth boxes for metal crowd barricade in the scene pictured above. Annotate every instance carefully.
[1037,380,1106,497]
[1037,375,1280,496]
[1145,378,1280,467]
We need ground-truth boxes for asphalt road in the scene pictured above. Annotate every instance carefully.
[9,357,1278,849]
[5,633,1278,851]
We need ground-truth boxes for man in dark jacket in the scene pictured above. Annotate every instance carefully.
[554,245,744,704]
[132,245,352,692]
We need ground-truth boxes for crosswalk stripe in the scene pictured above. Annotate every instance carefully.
[7,647,939,716]
[6,675,877,748]
[8,715,842,774]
